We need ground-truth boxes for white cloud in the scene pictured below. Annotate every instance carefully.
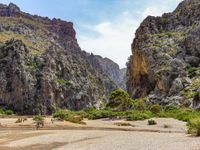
[142,0,183,18]
[78,14,139,68]
[142,6,168,18]
[77,0,183,68]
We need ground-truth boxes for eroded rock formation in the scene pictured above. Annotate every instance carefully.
[127,0,200,108]
[0,3,125,114]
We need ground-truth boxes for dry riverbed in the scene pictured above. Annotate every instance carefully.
[0,117,199,150]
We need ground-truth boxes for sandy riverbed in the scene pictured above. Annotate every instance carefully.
[0,117,199,150]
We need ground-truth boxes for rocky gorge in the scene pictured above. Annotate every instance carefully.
[0,0,200,115]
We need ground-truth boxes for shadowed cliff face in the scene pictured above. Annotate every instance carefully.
[88,54,126,90]
[127,0,200,108]
[0,3,124,114]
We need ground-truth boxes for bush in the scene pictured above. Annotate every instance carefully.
[133,98,147,110]
[53,109,85,124]
[176,110,200,122]
[75,110,88,118]
[0,109,14,115]
[0,109,4,114]
[107,89,134,111]
[126,111,152,121]
[4,109,14,115]
[109,89,129,102]
[154,107,200,124]
[150,104,162,114]
[67,115,85,124]
[148,119,157,125]
[164,105,179,112]
[53,109,68,121]
[33,115,44,122]
[187,67,198,78]
[86,109,114,120]
[182,100,191,107]
[156,111,169,118]
[176,111,193,122]
[187,117,200,136]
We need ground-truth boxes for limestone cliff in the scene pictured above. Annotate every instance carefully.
[127,0,200,108]
[0,3,119,114]
[87,54,126,90]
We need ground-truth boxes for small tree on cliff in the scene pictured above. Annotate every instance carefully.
[107,89,134,111]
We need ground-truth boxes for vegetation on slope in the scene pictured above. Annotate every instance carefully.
[52,89,200,136]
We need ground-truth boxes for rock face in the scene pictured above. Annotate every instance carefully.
[0,3,121,114]
[88,54,126,90]
[127,0,200,108]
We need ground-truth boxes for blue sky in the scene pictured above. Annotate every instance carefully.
[0,0,183,68]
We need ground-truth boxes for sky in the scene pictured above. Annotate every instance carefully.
[0,0,183,68]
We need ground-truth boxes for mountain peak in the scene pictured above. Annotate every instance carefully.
[0,2,20,16]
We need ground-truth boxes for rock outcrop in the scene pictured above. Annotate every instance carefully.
[87,54,126,90]
[127,0,200,108]
[0,3,121,114]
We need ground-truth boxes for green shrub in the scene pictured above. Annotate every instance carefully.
[187,117,200,136]
[33,115,44,122]
[186,67,198,78]
[126,111,152,121]
[27,59,37,68]
[4,109,14,115]
[181,90,199,99]
[159,28,164,33]
[75,110,88,118]
[53,109,68,121]
[107,89,134,111]
[182,100,191,107]
[155,107,200,123]
[165,32,173,38]
[109,89,129,102]
[148,119,157,125]
[57,79,71,85]
[53,109,84,124]
[150,104,162,114]
[86,109,114,120]
[0,109,5,114]
[176,112,191,121]
[0,109,14,115]
[133,98,147,110]
[164,105,179,112]
[176,110,200,122]
[156,111,169,118]
[67,115,85,124]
